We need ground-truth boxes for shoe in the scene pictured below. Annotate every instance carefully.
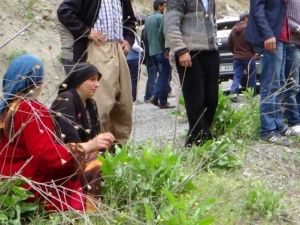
[279,126,300,137]
[149,96,159,106]
[261,132,292,146]
[291,125,300,135]
[159,102,176,109]
[230,93,239,103]
[144,99,151,103]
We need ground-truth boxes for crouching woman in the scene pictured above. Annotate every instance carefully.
[0,54,115,211]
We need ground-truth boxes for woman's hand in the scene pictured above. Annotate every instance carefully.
[80,132,115,153]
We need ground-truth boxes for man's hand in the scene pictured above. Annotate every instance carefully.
[264,37,276,52]
[88,29,107,44]
[179,52,192,68]
[121,40,130,55]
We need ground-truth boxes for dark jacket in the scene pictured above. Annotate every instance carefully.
[245,0,286,47]
[57,0,136,62]
[228,21,255,60]
[51,89,101,143]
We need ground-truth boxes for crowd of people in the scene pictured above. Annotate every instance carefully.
[0,0,299,213]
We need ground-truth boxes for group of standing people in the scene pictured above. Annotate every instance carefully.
[245,0,300,145]
[0,0,299,213]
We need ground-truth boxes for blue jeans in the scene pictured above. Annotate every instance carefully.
[255,42,286,137]
[127,59,139,102]
[144,64,157,101]
[152,53,171,105]
[284,43,300,126]
[231,59,257,94]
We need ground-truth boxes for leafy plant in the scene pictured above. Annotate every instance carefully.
[98,144,214,223]
[212,90,259,139]
[244,182,285,219]
[0,179,39,225]
[152,190,215,225]
[193,137,244,170]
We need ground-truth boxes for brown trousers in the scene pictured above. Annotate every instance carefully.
[87,42,133,144]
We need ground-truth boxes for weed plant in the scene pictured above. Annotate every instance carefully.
[0,179,39,224]
[244,182,284,220]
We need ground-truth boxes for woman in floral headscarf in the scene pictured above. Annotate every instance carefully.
[0,54,114,211]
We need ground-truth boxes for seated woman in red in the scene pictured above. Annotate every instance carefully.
[0,54,115,211]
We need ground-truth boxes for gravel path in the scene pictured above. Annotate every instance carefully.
[130,75,188,146]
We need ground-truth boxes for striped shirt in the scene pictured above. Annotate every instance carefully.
[287,0,300,31]
[94,0,123,42]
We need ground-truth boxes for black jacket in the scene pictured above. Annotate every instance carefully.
[51,89,100,143]
[57,0,136,62]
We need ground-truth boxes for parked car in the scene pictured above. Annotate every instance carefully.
[217,17,260,92]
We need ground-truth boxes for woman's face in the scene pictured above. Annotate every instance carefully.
[77,74,100,99]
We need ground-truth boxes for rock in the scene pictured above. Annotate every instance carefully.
[42,13,51,21]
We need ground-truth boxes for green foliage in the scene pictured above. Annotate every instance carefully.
[193,137,243,170]
[100,144,184,207]
[244,182,284,219]
[212,90,259,139]
[189,90,259,170]
[25,0,41,21]
[99,144,214,224]
[0,179,39,225]
[155,190,215,225]
[179,95,185,107]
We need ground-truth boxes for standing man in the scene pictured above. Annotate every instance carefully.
[144,0,174,109]
[57,0,136,145]
[245,0,293,145]
[164,0,220,146]
[228,12,257,102]
[284,0,300,134]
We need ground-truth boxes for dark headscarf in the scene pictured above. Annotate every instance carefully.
[59,62,101,94]
[0,54,44,115]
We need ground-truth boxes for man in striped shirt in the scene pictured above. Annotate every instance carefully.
[284,0,300,134]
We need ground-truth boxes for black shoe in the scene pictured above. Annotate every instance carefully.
[159,102,176,109]
[149,96,159,106]
[260,132,292,146]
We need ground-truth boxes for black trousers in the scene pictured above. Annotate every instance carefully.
[176,50,220,146]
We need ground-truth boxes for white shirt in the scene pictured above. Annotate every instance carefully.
[202,0,209,12]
